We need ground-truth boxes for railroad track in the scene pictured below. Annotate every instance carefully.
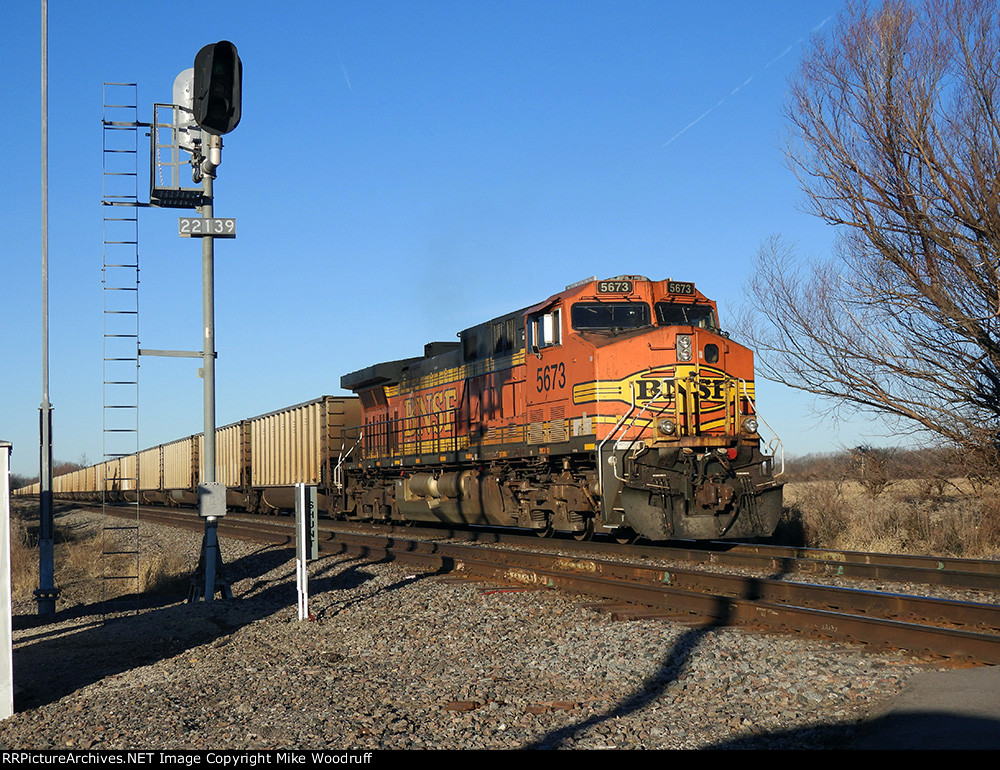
[671,540,1000,591]
[251,514,1000,591]
[459,531,1000,593]
[98,504,1000,665]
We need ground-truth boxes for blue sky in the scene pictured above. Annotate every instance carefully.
[2,0,890,478]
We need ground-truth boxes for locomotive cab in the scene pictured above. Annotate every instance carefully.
[524,276,782,540]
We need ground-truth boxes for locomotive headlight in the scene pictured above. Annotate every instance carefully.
[676,334,693,362]
[741,417,759,434]
[658,418,677,435]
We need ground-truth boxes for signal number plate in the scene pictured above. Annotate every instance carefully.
[178,217,237,238]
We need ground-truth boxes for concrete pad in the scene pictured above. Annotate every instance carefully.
[850,666,1000,750]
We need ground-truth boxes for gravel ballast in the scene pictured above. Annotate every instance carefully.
[1,506,934,750]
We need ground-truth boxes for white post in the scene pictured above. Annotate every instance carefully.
[295,484,308,621]
[0,441,15,719]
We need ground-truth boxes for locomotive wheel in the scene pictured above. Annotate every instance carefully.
[572,518,595,541]
[531,509,554,538]
[613,528,638,545]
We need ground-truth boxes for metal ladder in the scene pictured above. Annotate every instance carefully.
[100,83,142,615]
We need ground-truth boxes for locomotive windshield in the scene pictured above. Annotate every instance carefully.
[571,302,651,333]
[655,302,718,330]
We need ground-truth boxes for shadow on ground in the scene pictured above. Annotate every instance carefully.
[11,542,434,712]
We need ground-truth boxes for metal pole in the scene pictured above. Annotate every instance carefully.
[296,484,308,621]
[1,441,14,718]
[37,0,58,616]
[200,164,217,601]
[201,174,216,484]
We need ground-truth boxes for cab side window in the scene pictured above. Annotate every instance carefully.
[528,308,561,351]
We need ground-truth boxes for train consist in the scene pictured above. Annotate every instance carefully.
[18,397,362,513]
[19,275,783,542]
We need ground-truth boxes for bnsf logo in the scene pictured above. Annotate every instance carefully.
[636,378,725,401]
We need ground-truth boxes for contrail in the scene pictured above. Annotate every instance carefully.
[663,12,836,148]
[339,54,352,90]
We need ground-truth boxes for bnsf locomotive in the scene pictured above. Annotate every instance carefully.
[338,275,782,541]
[20,275,782,542]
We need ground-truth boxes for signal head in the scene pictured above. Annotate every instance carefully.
[193,41,242,135]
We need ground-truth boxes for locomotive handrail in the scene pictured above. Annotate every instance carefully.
[598,381,639,489]
[358,407,467,464]
[600,381,662,483]
[332,431,365,491]
[619,399,667,461]
[738,378,784,477]
[768,437,785,478]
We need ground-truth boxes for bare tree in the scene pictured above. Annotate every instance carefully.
[849,445,896,497]
[740,0,1000,453]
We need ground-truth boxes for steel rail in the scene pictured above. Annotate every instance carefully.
[631,543,1000,592]
[93,502,999,590]
[99,505,1000,663]
[302,527,1000,664]
[465,528,1000,592]
[313,517,1000,591]
[304,527,1000,629]
[720,542,1000,575]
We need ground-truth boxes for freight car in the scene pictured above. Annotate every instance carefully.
[337,275,783,541]
[16,397,362,514]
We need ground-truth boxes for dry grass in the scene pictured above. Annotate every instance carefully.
[139,552,193,595]
[9,514,38,601]
[779,478,1000,558]
[7,501,193,604]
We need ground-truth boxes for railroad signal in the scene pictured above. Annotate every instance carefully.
[192,40,242,135]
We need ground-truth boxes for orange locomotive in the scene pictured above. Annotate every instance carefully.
[339,275,783,541]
